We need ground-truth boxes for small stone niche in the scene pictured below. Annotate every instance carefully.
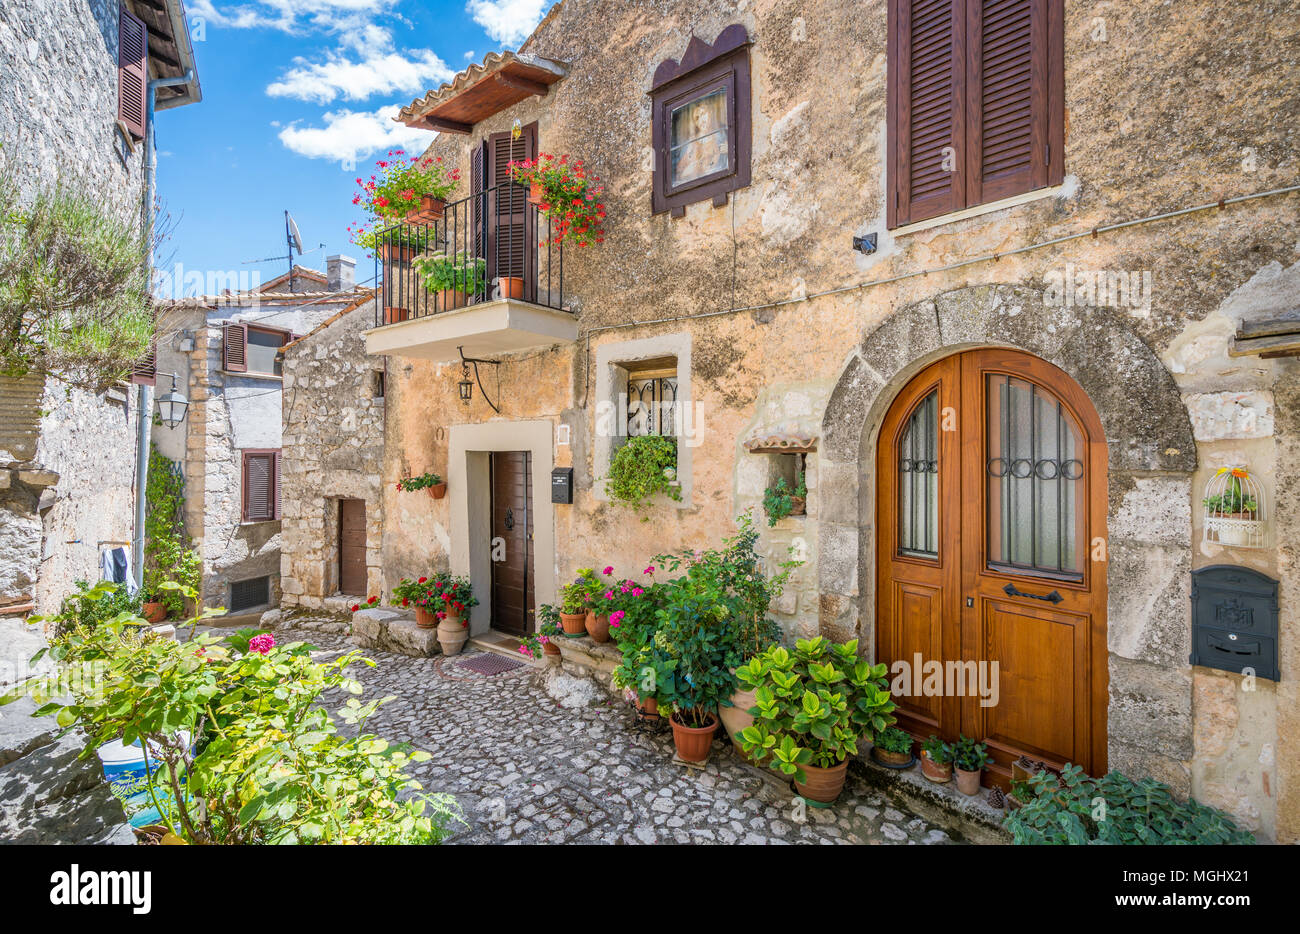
[744,431,817,522]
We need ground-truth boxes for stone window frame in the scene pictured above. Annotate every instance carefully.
[650,25,753,217]
[593,332,693,508]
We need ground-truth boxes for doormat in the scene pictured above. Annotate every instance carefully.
[455,653,527,676]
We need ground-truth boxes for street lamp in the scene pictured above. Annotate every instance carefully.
[155,373,189,428]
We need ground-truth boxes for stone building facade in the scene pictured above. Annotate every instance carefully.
[280,0,1300,841]
[154,263,368,615]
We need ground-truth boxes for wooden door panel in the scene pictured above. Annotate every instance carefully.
[338,499,366,596]
[490,451,534,635]
[889,581,944,726]
[978,598,1087,769]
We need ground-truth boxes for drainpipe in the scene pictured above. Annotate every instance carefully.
[131,70,194,590]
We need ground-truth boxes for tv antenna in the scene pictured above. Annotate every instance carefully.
[240,211,325,292]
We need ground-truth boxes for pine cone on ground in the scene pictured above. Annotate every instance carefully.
[987,786,1006,808]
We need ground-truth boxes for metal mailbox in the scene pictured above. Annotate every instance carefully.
[1189,565,1279,681]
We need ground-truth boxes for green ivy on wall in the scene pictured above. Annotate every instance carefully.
[144,445,201,616]
[604,434,680,513]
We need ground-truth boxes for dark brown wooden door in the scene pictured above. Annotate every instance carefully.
[338,499,367,596]
[876,349,1107,787]
[490,451,534,635]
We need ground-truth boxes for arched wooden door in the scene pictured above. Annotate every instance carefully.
[876,349,1108,787]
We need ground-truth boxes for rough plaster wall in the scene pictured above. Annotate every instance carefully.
[281,305,386,608]
[0,0,147,620]
[352,0,1298,837]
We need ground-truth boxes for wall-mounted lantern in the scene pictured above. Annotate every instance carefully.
[456,346,501,414]
[155,373,189,428]
[458,363,474,405]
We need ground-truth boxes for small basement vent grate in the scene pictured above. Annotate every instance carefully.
[455,653,526,676]
[230,576,270,612]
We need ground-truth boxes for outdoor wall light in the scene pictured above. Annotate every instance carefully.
[456,347,502,414]
[458,364,474,405]
[853,233,878,255]
[155,373,189,428]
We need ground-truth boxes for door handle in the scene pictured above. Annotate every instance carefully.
[1003,583,1063,604]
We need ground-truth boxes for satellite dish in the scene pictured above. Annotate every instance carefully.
[286,212,304,254]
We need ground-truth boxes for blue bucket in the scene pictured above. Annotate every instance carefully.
[96,733,191,828]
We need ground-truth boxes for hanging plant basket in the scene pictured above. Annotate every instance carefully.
[1202,466,1265,549]
[405,194,446,223]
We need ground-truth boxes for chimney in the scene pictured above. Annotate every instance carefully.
[327,254,355,291]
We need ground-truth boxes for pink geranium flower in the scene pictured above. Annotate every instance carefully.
[248,634,275,655]
[603,566,613,575]
[632,587,644,597]
[609,610,625,627]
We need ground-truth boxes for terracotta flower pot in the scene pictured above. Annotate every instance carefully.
[383,306,409,324]
[795,759,849,806]
[955,766,983,796]
[528,180,544,205]
[871,745,914,768]
[585,610,610,643]
[789,495,806,516]
[435,289,468,312]
[380,243,416,264]
[559,611,587,636]
[405,194,445,222]
[414,607,436,629]
[437,615,468,656]
[543,638,561,657]
[920,750,953,783]
[638,696,659,719]
[670,712,717,763]
[426,482,447,499]
[718,679,757,759]
[496,276,526,300]
[141,602,167,624]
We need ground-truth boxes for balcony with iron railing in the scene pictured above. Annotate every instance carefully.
[364,182,578,362]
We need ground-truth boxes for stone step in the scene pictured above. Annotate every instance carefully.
[350,607,439,657]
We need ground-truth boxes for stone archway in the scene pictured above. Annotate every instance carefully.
[817,284,1198,793]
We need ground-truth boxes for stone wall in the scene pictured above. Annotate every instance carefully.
[0,0,147,623]
[280,304,387,608]
[309,0,1298,839]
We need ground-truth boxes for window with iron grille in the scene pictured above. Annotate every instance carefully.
[625,359,678,438]
[230,576,270,612]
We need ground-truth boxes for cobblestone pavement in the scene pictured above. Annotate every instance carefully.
[273,620,961,845]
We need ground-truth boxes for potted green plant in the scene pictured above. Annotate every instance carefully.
[604,434,680,514]
[392,576,438,627]
[558,575,591,636]
[412,252,487,310]
[430,573,477,656]
[952,734,992,796]
[1203,467,1261,546]
[507,153,606,247]
[535,603,563,657]
[871,725,915,767]
[348,150,460,254]
[581,566,615,643]
[762,473,807,526]
[737,637,896,805]
[397,471,446,499]
[920,734,954,783]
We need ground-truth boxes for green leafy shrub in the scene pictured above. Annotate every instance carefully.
[762,473,807,526]
[648,572,737,728]
[395,471,443,492]
[952,734,992,772]
[6,586,462,845]
[0,178,154,392]
[412,252,486,295]
[143,447,201,617]
[1003,765,1255,845]
[604,434,679,511]
[736,637,896,782]
[47,580,143,639]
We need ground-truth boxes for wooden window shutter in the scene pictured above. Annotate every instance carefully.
[118,6,148,140]
[889,0,966,227]
[487,125,537,279]
[130,345,156,386]
[223,323,247,372]
[965,0,1061,205]
[471,140,489,263]
[242,451,276,522]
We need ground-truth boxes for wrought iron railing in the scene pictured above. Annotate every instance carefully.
[373,182,565,326]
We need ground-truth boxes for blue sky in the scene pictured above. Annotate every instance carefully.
[154,0,555,296]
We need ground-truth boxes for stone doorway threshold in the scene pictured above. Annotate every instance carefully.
[852,756,1011,844]
[469,629,527,660]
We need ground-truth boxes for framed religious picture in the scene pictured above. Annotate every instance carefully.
[651,25,752,216]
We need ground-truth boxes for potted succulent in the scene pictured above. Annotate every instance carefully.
[762,473,808,526]
[738,637,897,806]
[396,471,446,499]
[871,725,916,768]
[920,734,954,783]
[952,734,992,796]
[558,575,590,636]
[507,153,606,247]
[412,251,486,311]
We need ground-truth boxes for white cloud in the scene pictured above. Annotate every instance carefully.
[277,105,433,165]
[268,47,454,103]
[187,0,387,34]
[466,0,549,46]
